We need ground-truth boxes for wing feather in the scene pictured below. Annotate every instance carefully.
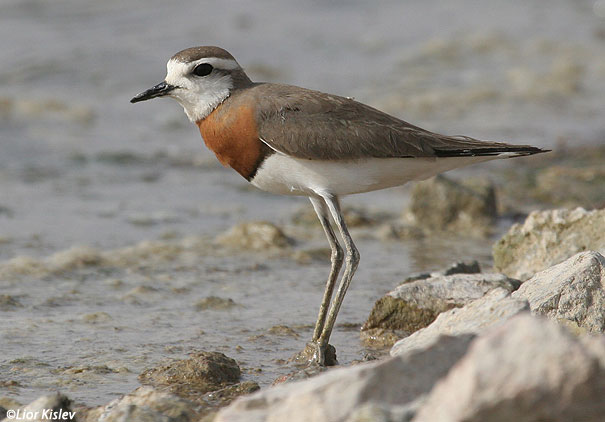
[249,84,545,160]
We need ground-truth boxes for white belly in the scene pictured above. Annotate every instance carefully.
[250,153,497,197]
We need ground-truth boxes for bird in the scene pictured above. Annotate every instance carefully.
[131,46,548,366]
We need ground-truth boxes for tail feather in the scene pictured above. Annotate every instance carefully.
[433,144,550,158]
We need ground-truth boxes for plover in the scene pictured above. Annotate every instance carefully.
[131,46,547,365]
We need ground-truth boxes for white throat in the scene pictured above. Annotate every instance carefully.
[164,58,237,122]
[178,83,231,122]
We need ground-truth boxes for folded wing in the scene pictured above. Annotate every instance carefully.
[253,84,547,160]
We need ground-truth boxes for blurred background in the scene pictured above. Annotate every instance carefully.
[1,0,604,407]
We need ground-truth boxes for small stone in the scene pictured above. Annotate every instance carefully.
[81,312,112,323]
[0,295,22,310]
[375,223,426,241]
[47,246,105,272]
[267,325,299,338]
[203,381,260,408]
[195,296,237,311]
[215,221,292,250]
[290,343,338,367]
[407,175,497,237]
[291,247,331,264]
[138,351,241,402]
[127,212,181,226]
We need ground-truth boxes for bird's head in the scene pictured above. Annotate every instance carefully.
[130,46,252,122]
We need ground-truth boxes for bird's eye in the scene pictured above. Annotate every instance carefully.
[193,63,213,77]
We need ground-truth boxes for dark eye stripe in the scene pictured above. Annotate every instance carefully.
[193,63,213,77]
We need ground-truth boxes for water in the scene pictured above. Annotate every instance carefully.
[1,0,604,406]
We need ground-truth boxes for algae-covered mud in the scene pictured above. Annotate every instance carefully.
[1,0,604,410]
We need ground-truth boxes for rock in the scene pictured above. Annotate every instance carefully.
[362,296,439,336]
[138,351,241,403]
[292,247,331,264]
[292,206,385,228]
[0,295,22,310]
[194,296,237,311]
[290,343,338,367]
[0,397,22,410]
[375,223,426,241]
[413,314,605,422]
[362,273,520,348]
[390,288,528,356]
[403,260,482,283]
[127,211,181,226]
[407,175,497,237]
[267,325,300,337]
[86,387,198,422]
[0,96,95,125]
[7,393,74,421]
[81,311,112,324]
[344,402,419,422]
[493,207,605,280]
[215,221,292,250]
[203,381,260,408]
[360,325,411,349]
[272,364,330,386]
[512,251,605,333]
[533,165,605,208]
[215,334,475,422]
[84,383,260,422]
[0,236,218,281]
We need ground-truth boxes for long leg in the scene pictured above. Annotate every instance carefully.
[309,196,344,342]
[317,194,360,355]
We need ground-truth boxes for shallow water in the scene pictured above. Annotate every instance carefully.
[1,0,604,406]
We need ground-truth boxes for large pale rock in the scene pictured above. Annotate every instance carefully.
[390,288,528,356]
[413,314,605,422]
[408,175,497,237]
[2,394,74,422]
[512,251,605,333]
[86,387,198,422]
[391,273,520,309]
[493,207,605,280]
[362,273,520,347]
[215,334,475,422]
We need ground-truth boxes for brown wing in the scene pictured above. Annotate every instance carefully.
[250,83,544,160]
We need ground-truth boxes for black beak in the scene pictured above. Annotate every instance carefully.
[130,81,176,103]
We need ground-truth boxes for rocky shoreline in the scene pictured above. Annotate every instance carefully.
[2,146,605,422]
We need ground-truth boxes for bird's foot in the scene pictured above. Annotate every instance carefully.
[291,342,338,366]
